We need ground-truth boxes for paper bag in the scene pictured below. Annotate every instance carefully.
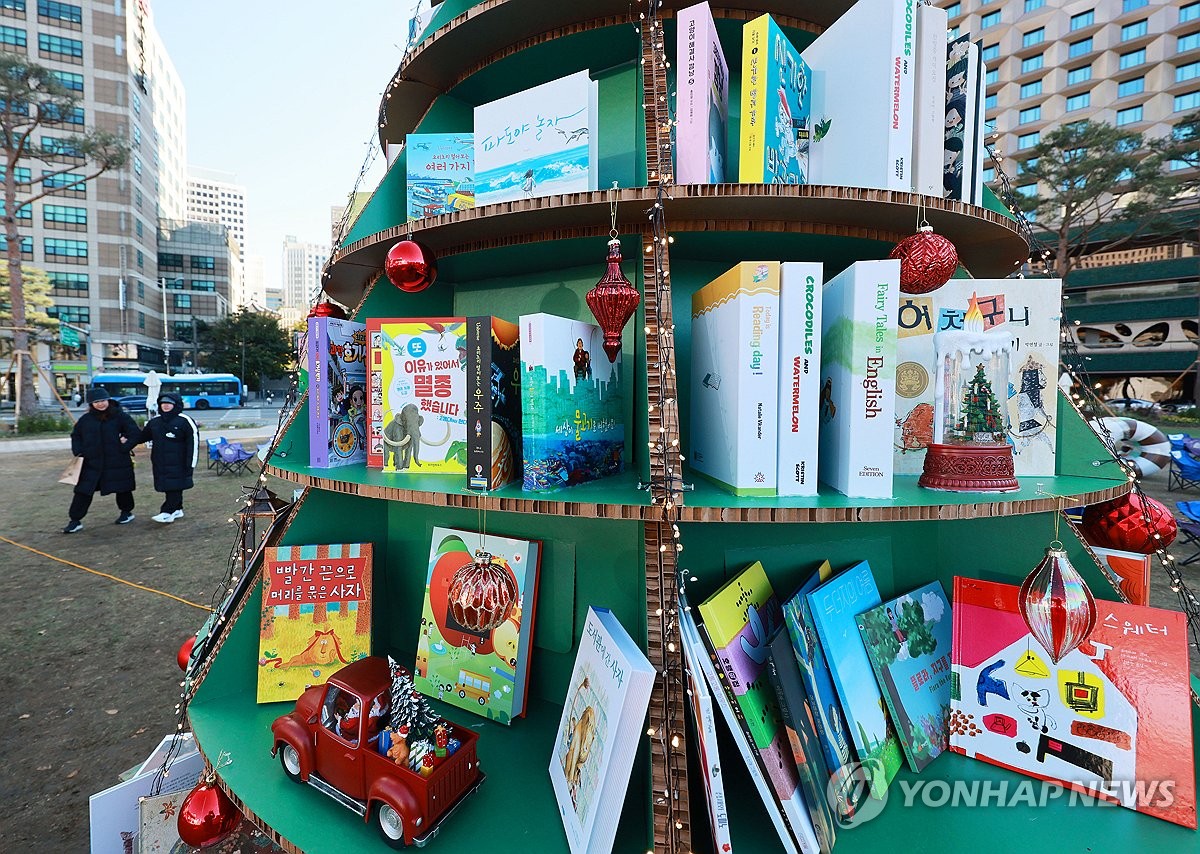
[58,456,82,486]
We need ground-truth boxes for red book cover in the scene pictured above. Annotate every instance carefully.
[950,576,1196,829]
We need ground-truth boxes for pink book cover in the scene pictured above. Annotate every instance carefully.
[950,576,1196,829]
[675,1,728,184]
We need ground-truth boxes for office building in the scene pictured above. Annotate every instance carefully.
[155,219,234,371]
[281,234,327,312]
[187,167,246,260]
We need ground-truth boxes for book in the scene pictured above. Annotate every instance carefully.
[943,35,975,202]
[893,278,1062,477]
[911,3,949,196]
[950,576,1197,829]
[680,590,800,854]
[306,317,368,469]
[1087,546,1152,606]
[690,262,781,495]
[806,560,904,799]
[766,627,837,853]
[138,790,285,854]
[698,561,823,854]
[738,13,812,185]
[366,318,469,473]
[680,590,733,854]
[549,606,656,854]
[464,315,522,491]
[255,543,373,704]
[518,312,624,491]
[676,1,729,184]
[817,259,899,498]
[413,527,541,724]
[973,51,988,205]
[802,0,917,190]
[474,70,598,206]
[777,262,823,496]
[857,581,953,773]
[89,749,204,854]
[405,132,475,220]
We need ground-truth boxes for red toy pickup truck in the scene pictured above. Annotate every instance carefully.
[271,656,484,848]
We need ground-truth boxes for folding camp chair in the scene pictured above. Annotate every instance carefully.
[207,437,228,470]
[1168,449,1200,492]
[1168,433,1191,453]
[215,441,256,476]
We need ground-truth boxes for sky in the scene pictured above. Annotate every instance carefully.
[151,1,430,290]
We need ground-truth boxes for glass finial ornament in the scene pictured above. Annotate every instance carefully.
[889,223,959,294]
[447,550,518,632]
[177,775,242,848]
[586,237,641,363]
[385,238,438,293]
[1018,542,1097,664]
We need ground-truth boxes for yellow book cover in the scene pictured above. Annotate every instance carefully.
[738,14,770,182]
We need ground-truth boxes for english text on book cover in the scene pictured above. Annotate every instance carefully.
[257,543,372,704]
[405,132,475,220]
[950,576,1196,829]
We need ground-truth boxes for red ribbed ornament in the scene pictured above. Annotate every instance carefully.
[307,301,347,319]
[447,550,518,632]
[586,237,640,363]
[1080,492,1177,554]
[1018,544,1097,664]
[385,239,438,293]
[889,225,959,294]
[177,779,242,849]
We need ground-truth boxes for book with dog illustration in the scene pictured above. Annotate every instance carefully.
[549,606,655,854]
[307,317,368,469]
[950,576,1196,828]
[256,543,372,704]
[366,318,469,473]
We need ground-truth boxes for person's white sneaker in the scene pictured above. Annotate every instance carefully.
[170,509,185,521]
[152,512,175,523]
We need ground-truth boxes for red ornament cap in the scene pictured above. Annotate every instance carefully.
[385,239,438,293]
[889,225,960,294]
[586,238,641,363]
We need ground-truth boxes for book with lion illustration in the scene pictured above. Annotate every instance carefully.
[256,543,373,704]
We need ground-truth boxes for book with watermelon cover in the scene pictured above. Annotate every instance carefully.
[413,527,541,724]
[738,13,811,185]
[950,576,1196,829]
[857,581,953,772]
[307,317,368,468]
[405,132,475,220]
[256,543,372,704]
[676,1,729,184]
[464,315,521,491]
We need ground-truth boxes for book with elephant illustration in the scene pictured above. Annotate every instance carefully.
[366,318,469,473]
[307,317,368,469]
[413,526,541,724]
[256,543,373,704]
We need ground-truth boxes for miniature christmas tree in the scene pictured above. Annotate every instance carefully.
[954,363,1005,441]
[387,655,440,742]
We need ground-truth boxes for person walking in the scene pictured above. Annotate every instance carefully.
[138,392,199,523]
[63,388,141,533]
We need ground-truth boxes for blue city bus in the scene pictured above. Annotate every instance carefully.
[90,372,245,410]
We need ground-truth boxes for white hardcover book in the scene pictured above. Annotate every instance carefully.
[955,43,980,204]
[802,0,917,191]
[912,3,949,196]
[817,260,899,498]
[777,262,824,497]
[690,262,780,495]
[676,1,729,184]
[550,607,656,854]
[973,54,988,205]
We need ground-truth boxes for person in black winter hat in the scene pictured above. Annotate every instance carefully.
[64,388,141,533]
[138,392,199,523]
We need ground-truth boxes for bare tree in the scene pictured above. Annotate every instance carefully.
[0,53,127,419]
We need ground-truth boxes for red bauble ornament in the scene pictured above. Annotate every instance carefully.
[586,237,641,363]
[384,239,438,293]
[889,224,959,294]
[447,550,518,632]
[307,301,347,319]
[1080,492,1178,554]
[177,779,242,849]
[177,636,196,671]
[1018,543,1097,664]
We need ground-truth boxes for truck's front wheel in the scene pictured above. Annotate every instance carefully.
[375,803,406,849]
[279,743,303,783]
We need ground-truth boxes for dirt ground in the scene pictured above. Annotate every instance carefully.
[1,433,1198,852]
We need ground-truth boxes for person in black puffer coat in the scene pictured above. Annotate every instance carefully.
[64,388,142,533]
[138,392,199,524]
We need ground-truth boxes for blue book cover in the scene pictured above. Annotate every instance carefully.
[405,133,475,220]
[806,560,903,799]
[857,581,953,773]
[739,13,811,184]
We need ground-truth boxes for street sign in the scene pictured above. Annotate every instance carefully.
[60,325,79,348]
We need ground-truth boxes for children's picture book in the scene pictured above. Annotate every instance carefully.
[777,262,823,496]
[1087,545,1152,606]
[817,259,899,498]
[405,132,475,220]
[739,13,811,185]
[518,312,624,491]
[676,1,729,184]
[893,278,1062,476]
[912,3,949,197]
[857,581,953,773]
[464,316,522,491]
[690,262,780,495]
[550,606,656,854]
[950,576,1196,829]
[943,34,975,202]
[802,0,917,191]
[307,317,368,468]
[414,527,541,724]
[89,749,203,854]
[807,560,904,799]
[699,561,824,854]
[256,543,372,704]
[367,318,469,473]
[137,790,286,854]
[474,70,598,206]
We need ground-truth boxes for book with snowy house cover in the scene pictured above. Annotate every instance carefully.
[307,317,368,468]
[950,576,1196,828]
[739,13,811,185]
[256,543,372,704]
[676,1,729,184]
[366,318,468,473]
[518,312,624,491]
[405,132,475,220]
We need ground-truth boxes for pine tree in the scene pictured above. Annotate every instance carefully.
[387,655,440,742]
[955,363,1005,439]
